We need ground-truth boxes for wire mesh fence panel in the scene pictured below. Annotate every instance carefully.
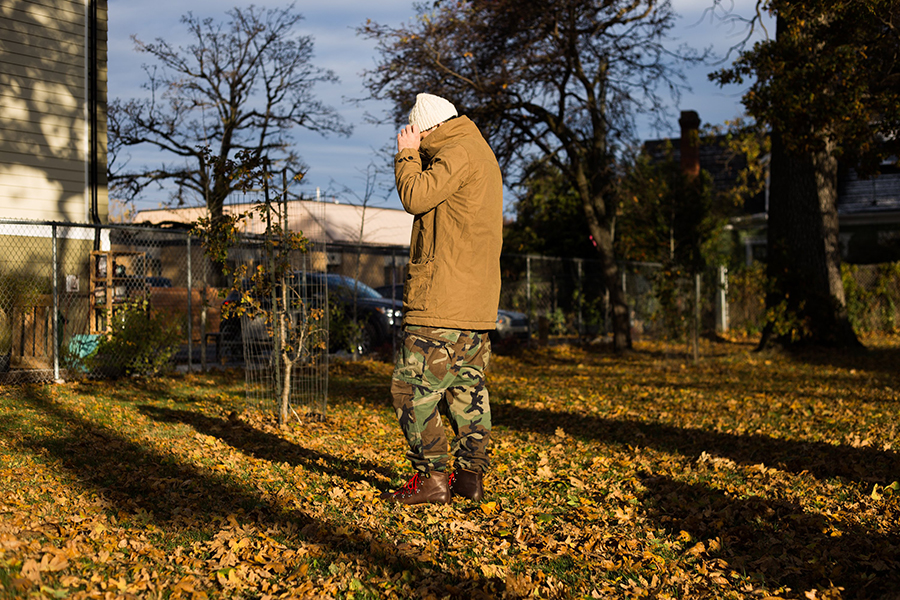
[498,254,604,337]
[724,261,900,336]
[0,219,299,387]
[725,263,767,336]
[239,247,329,419]
[222,191,331,420]
[58,226,104,379]
[0,222,59,383]
[620,262,666,339]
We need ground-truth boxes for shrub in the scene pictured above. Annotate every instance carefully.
[842,262,900,334]
[726,263,768,336]
[90,299,182,377]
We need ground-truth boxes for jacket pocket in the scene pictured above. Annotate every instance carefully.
[404,260,434,312]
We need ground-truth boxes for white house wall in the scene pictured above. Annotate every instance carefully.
[0,0,108,223]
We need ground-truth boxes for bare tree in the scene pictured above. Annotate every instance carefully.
[360,0,703,351]
[109,4,350,226]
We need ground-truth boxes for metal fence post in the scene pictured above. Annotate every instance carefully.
[576,258,583,337]
[52,224,59,382]
[717,265,729,333]
[693,272,701,362]
[200,297,207,372]
[187,233,193,372]
[526,255,533,328]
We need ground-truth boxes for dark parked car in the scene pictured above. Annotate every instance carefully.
[146,276,173,288]
[222,273,403,355]
[374,284,530,343]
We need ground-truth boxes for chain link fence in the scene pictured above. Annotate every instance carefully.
[726,261,900,336]
[2,218,897,390]
[0,220,226,384]
[324,245,898,343]
[843,262,900,333]
[0,219,328,418]
[327,247,729,343]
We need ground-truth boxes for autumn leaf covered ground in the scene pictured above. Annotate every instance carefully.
[2,336,900,600]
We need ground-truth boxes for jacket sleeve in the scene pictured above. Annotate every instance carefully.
[394,146,468,216]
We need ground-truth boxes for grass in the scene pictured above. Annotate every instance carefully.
[1,335,899,599]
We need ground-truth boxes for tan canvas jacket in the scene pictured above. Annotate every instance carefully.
[394,116,503,330]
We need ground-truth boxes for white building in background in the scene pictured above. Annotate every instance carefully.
[133,199,414,289]
[133,199,413,248]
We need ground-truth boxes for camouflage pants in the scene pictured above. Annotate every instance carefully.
[391,325,492,474]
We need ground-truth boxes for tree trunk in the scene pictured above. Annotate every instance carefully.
[584,207,632,351]
[759,132,860,348]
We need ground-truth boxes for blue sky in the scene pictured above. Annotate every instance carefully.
[107,0,773,215]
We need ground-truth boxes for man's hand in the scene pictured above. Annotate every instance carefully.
[397,124,421,153]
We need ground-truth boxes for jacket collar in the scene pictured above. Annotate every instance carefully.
[420,115,475,159]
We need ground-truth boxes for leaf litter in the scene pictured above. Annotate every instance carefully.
[1,335,899,598]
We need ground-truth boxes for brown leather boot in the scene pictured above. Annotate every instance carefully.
[449,467,484,502]
[380,471,450,505]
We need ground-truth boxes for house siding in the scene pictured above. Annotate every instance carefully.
[838,166,900,214]
[0,0,108,223]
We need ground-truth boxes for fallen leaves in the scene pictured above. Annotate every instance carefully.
[870,480,900,500]
[1,338,900,598]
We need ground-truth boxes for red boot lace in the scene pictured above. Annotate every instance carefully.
[398,473,422,496]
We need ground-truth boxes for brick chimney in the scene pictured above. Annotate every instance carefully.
[679,110,701,179]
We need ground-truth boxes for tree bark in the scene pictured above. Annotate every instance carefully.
[759,131,860,348]
[581,192,632,351]
[595,224,632,351]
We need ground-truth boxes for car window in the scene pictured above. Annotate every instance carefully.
[231,272,384,302]
[325,275,383,300]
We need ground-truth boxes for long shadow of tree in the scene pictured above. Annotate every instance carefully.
[326,356,900,484]
[493,401,900,486]
[136,405,396,487]
[785,343,900,380]
[4,386,507,598]
[489,398,900,596]
[638,473,900,599]
[325,350,900,595]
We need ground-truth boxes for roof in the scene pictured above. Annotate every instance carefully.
[133,199,414,247]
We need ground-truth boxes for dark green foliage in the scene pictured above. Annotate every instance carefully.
[712,0,900,174]
[617,148,724,272]
[90,299,182,377]
[504,164,595,258]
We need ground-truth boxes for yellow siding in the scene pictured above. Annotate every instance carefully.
[0,0,108,224]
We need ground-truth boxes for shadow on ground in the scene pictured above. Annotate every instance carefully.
[638,473,900,598]
[493,401,900,485]
[136,405,396,486]
[3,386,509,598]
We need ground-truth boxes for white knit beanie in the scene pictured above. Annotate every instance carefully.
[408,93,458,132]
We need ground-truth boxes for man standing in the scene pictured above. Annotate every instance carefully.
[380,93,503,505]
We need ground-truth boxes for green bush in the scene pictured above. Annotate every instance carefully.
[90,299,182,377]
[726,263,768,336]
[842,262,900,333]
